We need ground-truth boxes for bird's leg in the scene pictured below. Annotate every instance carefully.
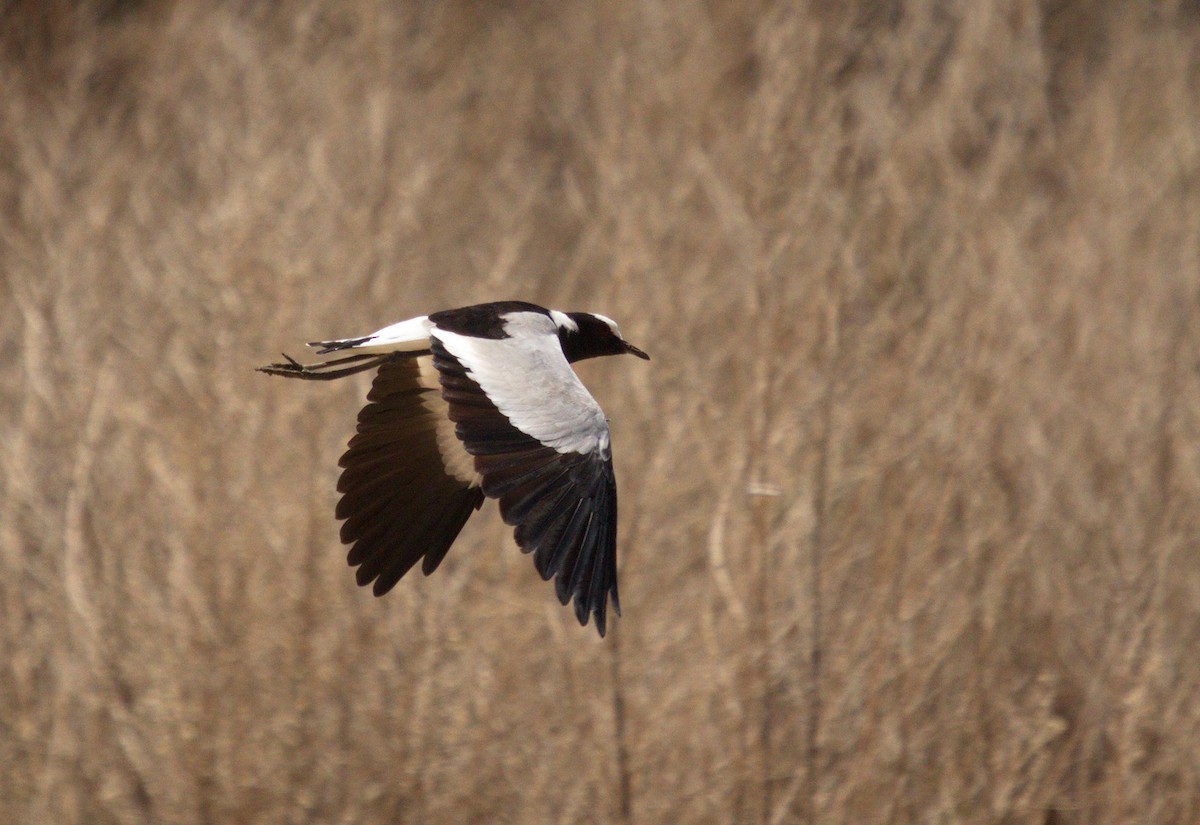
[257,352,385,381]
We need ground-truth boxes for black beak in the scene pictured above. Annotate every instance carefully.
[624,341,650,360]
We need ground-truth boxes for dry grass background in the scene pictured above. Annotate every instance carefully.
[2,1,1199,822]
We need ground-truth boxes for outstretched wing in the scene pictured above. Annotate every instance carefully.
[430,330,620,636]
[337,354,484,595]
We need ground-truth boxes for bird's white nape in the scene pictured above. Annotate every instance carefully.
[549,309,579,333]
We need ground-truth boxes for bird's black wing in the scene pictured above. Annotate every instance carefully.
[429,332,620,636]
[336,354,484,595]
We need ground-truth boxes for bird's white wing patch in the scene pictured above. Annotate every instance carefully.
[432,322,610,457]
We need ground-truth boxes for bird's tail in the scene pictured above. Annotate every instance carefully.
[257,351,388,381]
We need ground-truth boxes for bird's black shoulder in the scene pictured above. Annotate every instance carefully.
[429,301,550,339]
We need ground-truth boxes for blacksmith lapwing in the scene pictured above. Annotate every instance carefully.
[259,301,649,636]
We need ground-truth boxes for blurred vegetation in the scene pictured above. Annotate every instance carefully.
[2,1,1199,822]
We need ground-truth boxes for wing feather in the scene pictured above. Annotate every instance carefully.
[336,355,484,594]
[430,336,620,636]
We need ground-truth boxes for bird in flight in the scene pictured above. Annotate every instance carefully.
[259,301,649,636]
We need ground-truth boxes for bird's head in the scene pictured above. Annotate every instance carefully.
[552,311,650,364]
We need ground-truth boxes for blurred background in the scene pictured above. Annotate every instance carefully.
[2,1,1199,822]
